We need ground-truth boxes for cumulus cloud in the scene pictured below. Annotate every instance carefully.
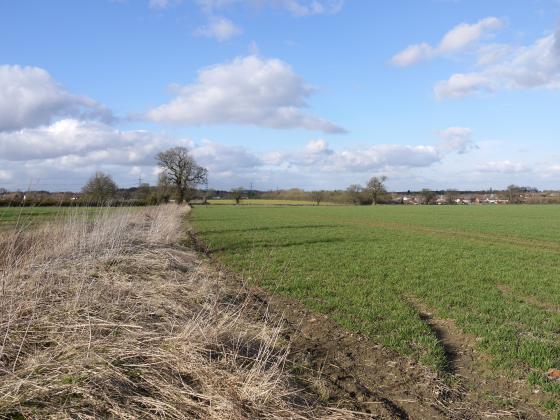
[0,170,12,181]
[268,129,474,173]
[391,17,502,67]
[435,26,560,99]
[477,160,530,173]
[145,55,345,133]
[391,17,560,98]
[326,144,441,172]
[438,33,560,98]
[0,118,267,190]
[0,65,112,131]
[304,138,333,154]
[436,127,477,154]
[0,119,172,166]
[191,139,262,170]
[194,16,242,41]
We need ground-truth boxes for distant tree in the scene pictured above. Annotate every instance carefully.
[445,189,459,205]
[366,176,388,205]
[311,190,325,206]
[421,188,436,205]
[134,183,152,203]
[346,184,363,205]
[230,187,244,204]
[81,172,118,204]
[154,173,173,203]
[156,147,208,204]
[202,188,215,205]
[506,184,522,203]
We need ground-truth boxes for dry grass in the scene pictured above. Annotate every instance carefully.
[0,205,364,419]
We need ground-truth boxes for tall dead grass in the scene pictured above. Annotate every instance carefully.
[0,205,360,419]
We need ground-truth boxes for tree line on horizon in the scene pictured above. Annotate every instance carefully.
[0,147,550,206]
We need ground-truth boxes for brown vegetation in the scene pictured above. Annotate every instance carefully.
[0,206,363,418]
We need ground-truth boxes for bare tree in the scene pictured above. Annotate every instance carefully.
[506,184,522,204]
[311,190,325,206]
[421,188,436,205]
[81,172,118,204]
[346,184,363,205]
[366,176,388,205]
[134,183,152,203]
[202,188,215,205]
[156,147,208,204]
[445,189,459,204]
[230,187,244,205]
[155,172,173,203]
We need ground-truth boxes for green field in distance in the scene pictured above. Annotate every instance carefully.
[206,199,336,206]
[0,206,125,230]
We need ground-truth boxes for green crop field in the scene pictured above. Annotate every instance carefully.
[191,205,560,396]
[0,207,68,229]
[0,206,123,230]
[206,199,336,206]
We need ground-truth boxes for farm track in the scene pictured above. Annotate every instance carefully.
[405,297,547,417]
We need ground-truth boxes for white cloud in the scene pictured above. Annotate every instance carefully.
[391,17,503,67]
[391,43,433,68]
[0,170,12,181]
[435,26,560,99]
[194,16,242,41]
[271,129,474,173]
[0,65,112,132]
[304,138,332,154]
[145,55,345,133]
[437,127,476,154]
[0,119,267,190]
[477,160,530,174]
[0,119,173,166]
[0,116,492,191]
[130,166,143,177]
[476,43,513,66]
[327,144,441,172]
[434,73,492,99]
[191,139,262,170]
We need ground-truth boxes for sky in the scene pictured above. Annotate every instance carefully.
[1,0,560,192]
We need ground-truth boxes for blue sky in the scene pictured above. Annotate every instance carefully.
[1,0,560,192]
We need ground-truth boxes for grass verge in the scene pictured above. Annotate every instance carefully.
[0,205,365,418]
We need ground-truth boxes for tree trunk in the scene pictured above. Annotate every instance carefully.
[176,184,184,204]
